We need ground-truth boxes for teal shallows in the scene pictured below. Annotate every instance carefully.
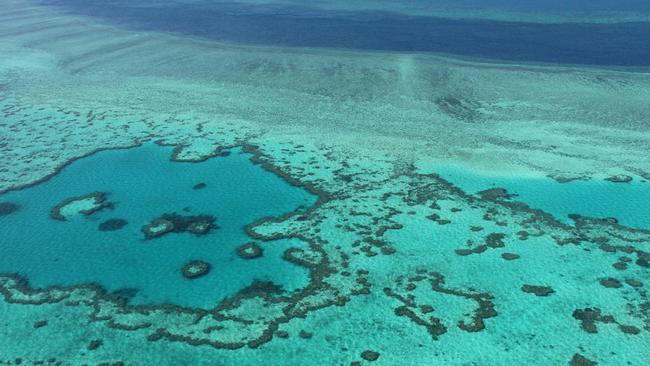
[0,144,317,308]
[433,165,650,229]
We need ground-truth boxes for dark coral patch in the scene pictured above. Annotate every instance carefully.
[426,213,451,225]
[87,339,103,350]
[0,202,19,216]
[237,280,284,297]
[570,353,596,366]
[360,350,380,362]
[618,324,641,334]
[385,270,496,339]
[435,95,480,122]
[625,279,643,288]
[485,233,506,248]
[636,253,649,268]
[392,305,446,338]
[454,233,506,257]
[599,278,622,289]
[572,308,615,334]
[187,220,213,235]
[612,258,629,271]
[141,218,174,239]
[501,253,520,260]
[192,182,207,190]
[99,218,128,231]
[454,246,486,256]
[420,305,434,313]
[141,213,217,239]
[477,188,516,201]
[550,175,586,183]
[605,174,632,183]
[237,242,263,259]
[516,230,530,240]
[521,285,554,297]
[181,260,211,279]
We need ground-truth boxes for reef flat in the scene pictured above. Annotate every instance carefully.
[226,0,650,24]
[0,0,649,365]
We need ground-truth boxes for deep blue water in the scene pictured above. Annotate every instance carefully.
[0,144,316,308]
[405,0,650,12]
[38,0,650,66]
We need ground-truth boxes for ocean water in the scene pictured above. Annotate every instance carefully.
[1,0,649,364]
[37,0,650,66]
[0,144,316,308]
[432,165,650,229]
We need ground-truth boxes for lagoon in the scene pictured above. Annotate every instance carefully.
[433,164,650,229]
[0,144,316,308]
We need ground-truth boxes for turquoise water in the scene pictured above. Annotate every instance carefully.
[434,165,650,229]
[1,0,649,364]
[0,144,316,308]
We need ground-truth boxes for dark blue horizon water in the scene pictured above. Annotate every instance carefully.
[38,0,650,66]
[423,0,650,12]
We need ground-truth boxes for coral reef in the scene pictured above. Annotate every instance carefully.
[0,202,19,216]
[360,350,380,362]
[605,175,633,183]
[192,182,207,190]
[98,218,128,231]
[384,269,497,339]
[141,219,175,239]
[181,260,211,279]
[141,213,216,239]
[50,192,112,221]
[236,243,263,259]
[521,285,554,297]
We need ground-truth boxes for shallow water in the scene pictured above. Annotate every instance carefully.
[0,144,316,307]
[433,165,650,229]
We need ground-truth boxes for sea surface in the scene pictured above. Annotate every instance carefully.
[36,0,650,66]
[0,144,315,308]
[0,0,649,365]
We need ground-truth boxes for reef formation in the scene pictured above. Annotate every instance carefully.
[141,213,217,239]
[1,139,648,365]
[181,260,211,279]
[50,192,112,221]
[237,243,263,259]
